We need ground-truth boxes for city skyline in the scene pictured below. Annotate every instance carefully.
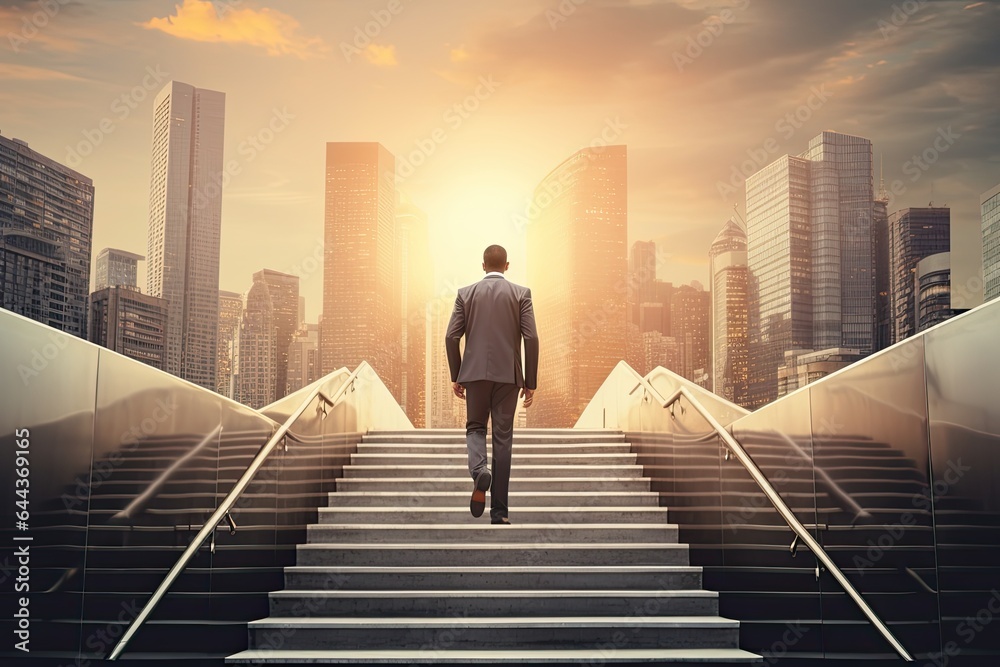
[1,1,997,324]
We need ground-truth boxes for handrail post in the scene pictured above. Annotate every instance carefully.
[653,385,913,662]
[108,367,363,661]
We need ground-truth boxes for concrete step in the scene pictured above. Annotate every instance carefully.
[350,453,637,466]
[342,465,643,479]
[227,647,763,663]
[357,442,634,455]
[281,565,705,591]
[306,523,679,544]
[295,543,691,567]
[266,589,720,617]
[362,431,626,445]
[245,615,740,651]
[317,507,672,524]
[335,478,652,493]
[326,491,660,508]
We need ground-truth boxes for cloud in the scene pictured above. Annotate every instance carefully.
[364,43,398,67]
[140,0,326,59]
[0,62,86,81]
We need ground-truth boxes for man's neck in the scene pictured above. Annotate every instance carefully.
[484,271,505,279]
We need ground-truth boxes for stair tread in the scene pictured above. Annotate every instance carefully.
[297,542,687,549]
[226,648,761,663]
[285,565,701,573]
[248,615,739,628]
[269,589,718,598]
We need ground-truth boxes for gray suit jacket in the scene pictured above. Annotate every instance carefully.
[445,275,539,389]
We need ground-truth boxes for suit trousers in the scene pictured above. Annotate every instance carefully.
[463,380,519,520]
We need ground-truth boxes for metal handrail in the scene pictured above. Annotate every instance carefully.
[108,367,362,661]
[634,381,913,662]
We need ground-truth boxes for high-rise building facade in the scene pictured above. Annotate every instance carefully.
[873,180,891,351]
[914,252,954,333]
[428,295,465,428]
[89,286,168,369]
[237,276,275,409]
[396,197,431,427]
[888,206,950,343]
[321,142,400,396]
[745,131,875,407]
[216,290,243,399]
[671,283,711,386]
[287,323,320,394]
[0,134,94,338]
[95,248,143,291]
[745,155,814,407]
[146,80,225,390]
[526,145,627,427]
[709,219,749,406]
[254,269,299,400]
[983,183,1000,302]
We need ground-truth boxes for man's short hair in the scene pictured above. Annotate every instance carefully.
[483,244,507,271]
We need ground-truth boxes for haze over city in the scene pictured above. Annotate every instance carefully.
[2,0,999,321]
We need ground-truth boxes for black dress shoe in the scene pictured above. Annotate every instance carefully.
[470,469,492,518]
[491,517,511,525]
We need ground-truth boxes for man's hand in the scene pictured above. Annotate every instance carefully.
[452,382,465,400]
[520,387,535,408]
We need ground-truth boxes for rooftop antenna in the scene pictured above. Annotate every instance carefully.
[877,155,889,202]
[929,181,934,208]
[731,203,748,231]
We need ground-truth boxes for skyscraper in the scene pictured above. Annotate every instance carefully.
[983,182,1000,302]
[89,286,168,370]
[145,81,226,390]
[396,197,431,427]
[709,219,749,406]
[287,323,320,394]
[0,133,94,338]
[745,131,875,406]
[671,283,711,386]
[237,276,275,409]
[888,206,950,343]
[321,142,400,396]
[95,248,143,291]
[217,290,243,399]
[746,155,814,407]
[526,145,627,427]
[873,174,891,351]
[914,252,954,333]
[255,269,299,400]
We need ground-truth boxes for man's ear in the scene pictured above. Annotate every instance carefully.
[505,262,510,271]
[482,262,487,272]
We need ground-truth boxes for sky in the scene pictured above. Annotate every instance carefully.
[2,0,998,320]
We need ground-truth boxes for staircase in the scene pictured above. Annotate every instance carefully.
[226,428,761,664]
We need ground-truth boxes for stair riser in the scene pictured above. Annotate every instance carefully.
[361,436,627,445]
[317,509,672,524]
[282,569,704,591]
[326,493,660,508]
[267,594,719,618]
[357,444,634,455]
[335,479,652,492]
[343,467,643,479]
[306,526,679,544]
[350,454,638,466]
[295,547,690,567]
[247,625,739,651]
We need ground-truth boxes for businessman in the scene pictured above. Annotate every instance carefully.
[445,244,539,524]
